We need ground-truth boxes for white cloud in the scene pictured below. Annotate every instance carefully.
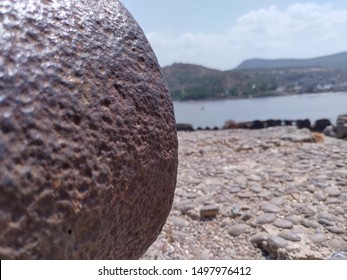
[146,3,347,70]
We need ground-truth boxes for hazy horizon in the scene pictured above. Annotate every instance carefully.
[121,0,347,70]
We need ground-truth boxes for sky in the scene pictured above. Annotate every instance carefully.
[121,0,347,70]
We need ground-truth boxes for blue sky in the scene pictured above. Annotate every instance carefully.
[121,0,347,70]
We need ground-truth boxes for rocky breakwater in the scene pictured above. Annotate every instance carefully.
[0,0,177,259]
[143,126,347,260]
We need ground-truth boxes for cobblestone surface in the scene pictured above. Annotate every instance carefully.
[142,127,347,260]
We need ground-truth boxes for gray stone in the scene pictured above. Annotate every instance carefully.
[326,239,347,251]
[278,230,301,242]
[308,233,327,244]
[273,219,294,229]
[263,203,282,213]
[284,215,300,225]
[229,187,241,193]
[0,0,177,260]
[301,219,321,229]
[319,212,337,222]
[241,210,253,221]
[318,218,334,226]
[324,186,341,197]
[234,175,248,186]
[221,218,233,228]
[200,205,219,218]
[314,192,327,201]
[270,197,284,205]
[335,114,347,138]
[281,129,314,143]
[185,209,200,221]
[256,213,277,224]
[223,205,242,218]
[171,216,189,229]
[329,251,347,260]
[250,232,269,245]
[341,193,347,202]
[227,224,250,237]
[326,226,345,234]
[257,190,273,198]
[267,235,288,249]
[250,186,263,193]
[176,200,195,214]
[237,191,253,198]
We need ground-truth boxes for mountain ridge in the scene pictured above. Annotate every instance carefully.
[235,51,347,70]
[162,51,347,101]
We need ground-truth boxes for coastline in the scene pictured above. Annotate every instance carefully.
[173,91,347,129]
[143,127,347,260]
[172,90,347,103]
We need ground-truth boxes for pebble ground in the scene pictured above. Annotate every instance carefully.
[142,126,347,260]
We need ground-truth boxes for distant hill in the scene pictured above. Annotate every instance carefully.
[162,63,250,100]
[162,52,347,101]
[235,51,347,70]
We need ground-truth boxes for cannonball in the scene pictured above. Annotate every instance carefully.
[0,0,178,259]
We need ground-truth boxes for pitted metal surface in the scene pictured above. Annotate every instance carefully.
[0,0,178,259]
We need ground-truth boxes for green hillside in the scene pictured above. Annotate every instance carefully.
[162,52,347,101]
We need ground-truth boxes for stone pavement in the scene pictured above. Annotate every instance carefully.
[142,127,347,260]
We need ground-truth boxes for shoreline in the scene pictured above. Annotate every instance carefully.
[172,90,347,103]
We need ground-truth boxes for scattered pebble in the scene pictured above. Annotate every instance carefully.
[278,230,301,242]
[200,204,219,219]
[256,213,277,224]
[227,224,250,237]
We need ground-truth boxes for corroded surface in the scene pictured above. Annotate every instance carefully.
[0,0,178,259]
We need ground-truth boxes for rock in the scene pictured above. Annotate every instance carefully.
[308,233,327,244]
[241,210,253,221]
[273,219,294,229]
[250,232,269,245]
[265,119,282,127]
[281,128,314,143]
[171,217,189,229]
[222,205,241,218]
[319,212,337,222]
[256,213,277,224]
[278,230,301,242]
[318,218,334,226]
[270,197,284,205]
[176,200,195,214]
[266,235,288,255]
[284,120,293,126]
[314,192,327,201]
[314,119,332,132]
[324,186,341,197]
[200,205,219,219]
[185,209,200,221]
[296,119,311,130]
[323,125,337,137]
[263,203,282,213]
[257,190,273,198]
[223,120,239,129]
[227,224,250,237]
[329,251,347,260]
[250,120,265,129]
[326,226,345,234]
[0,0,178,259]
[301,219,321,229]
[176,123,194,131]
[326,238,347,251]
[335,114,347,138]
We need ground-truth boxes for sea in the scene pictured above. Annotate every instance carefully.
[173,91,347,129]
